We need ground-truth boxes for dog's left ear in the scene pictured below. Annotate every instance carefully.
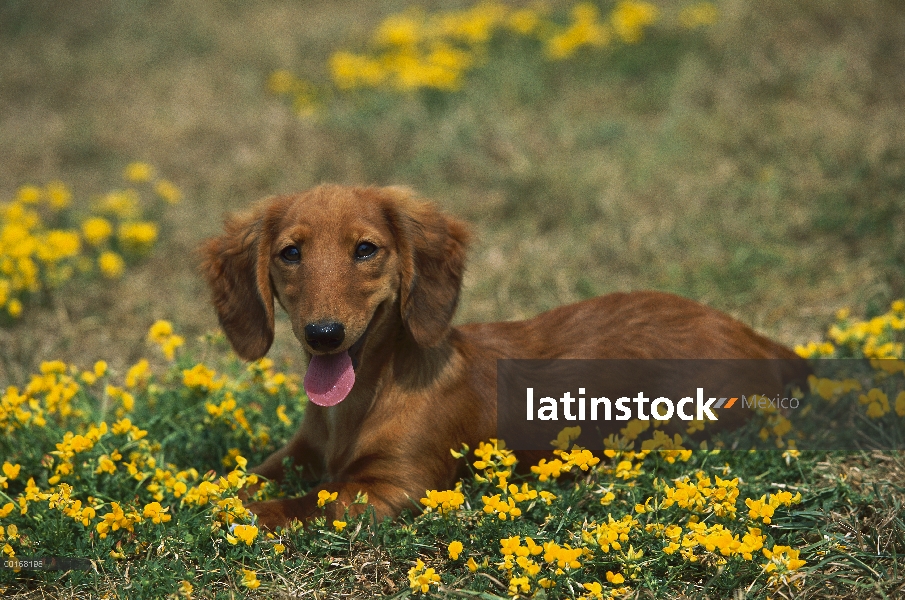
[199,199,283,361]
[377,187,471,347]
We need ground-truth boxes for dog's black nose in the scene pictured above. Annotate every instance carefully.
[304,321,345,352]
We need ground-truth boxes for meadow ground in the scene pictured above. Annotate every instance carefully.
[1,0,904,598]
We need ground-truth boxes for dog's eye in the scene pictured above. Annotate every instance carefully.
[354,242,378,260]
[280,245,301,263]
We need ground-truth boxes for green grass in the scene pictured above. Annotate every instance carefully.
[1,0,904,597]
[0,322,904,599]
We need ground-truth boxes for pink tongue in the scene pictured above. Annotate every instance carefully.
[304,351,355,407]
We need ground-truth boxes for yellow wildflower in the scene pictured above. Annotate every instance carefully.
[118,222,157,254]
[16,185,41,204]
[240,568,261,589]
[317,490,338,507]
[420,489,465,515]
[228,524,258,546]
[407,559,441,594]
[98,251,125,279]
[1,463,20,481]
[154,180,181,204]
[124,162,154,182]
[81,217,113,246]
[178,580,193,598]
[610,1,658,44]
[142,501,172,524]
[448,540,463,560]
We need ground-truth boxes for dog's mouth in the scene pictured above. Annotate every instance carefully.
[303,323,371,408]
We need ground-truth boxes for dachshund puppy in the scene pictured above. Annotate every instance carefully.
[201,184,805,528]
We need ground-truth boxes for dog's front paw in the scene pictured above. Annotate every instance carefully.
[245,499,298,530]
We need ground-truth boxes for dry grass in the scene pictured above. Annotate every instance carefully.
[1,0,903,380]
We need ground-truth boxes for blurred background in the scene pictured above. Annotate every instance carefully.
[1,0,903,382]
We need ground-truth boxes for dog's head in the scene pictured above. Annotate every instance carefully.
[200,185,470,405]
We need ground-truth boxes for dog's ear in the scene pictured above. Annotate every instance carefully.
[199,201,279,361]
[379,187,471,347]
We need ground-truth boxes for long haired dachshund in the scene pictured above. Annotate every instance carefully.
[200,184,805,529]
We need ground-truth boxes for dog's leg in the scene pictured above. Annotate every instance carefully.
[247,480,416,529]
[251,427,323,483]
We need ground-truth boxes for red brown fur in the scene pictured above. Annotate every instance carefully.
[200,184,805,529]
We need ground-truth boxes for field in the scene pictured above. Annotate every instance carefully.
[1,0,904,598]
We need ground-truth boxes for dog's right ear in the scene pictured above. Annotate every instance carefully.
[199,204,278,361]
[377,187,471,347]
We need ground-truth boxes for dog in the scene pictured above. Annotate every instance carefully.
[200,184,806,529]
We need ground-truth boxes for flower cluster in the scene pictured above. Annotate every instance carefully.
[0,164,179,320]
[269,1,719,111]
[797,300,905,360]
[745,490,802,525]
[659,472,741,518]
[420,488,466,515]
[408,558,441,594]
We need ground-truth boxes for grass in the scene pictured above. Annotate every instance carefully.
[0,318,903,599]
[1,0,904,597]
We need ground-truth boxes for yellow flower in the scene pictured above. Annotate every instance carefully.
[508,9,540,35]
[2,463,21,480]
[317,490,338,507]
[142,501,172,524]
[448,540,463,560]
[551,425,582,450]
[46,181,72,209]
[273,543,286,555]
[859,388,890,418]
[148,319,173,342]
[333,520,347,532]
[98,190,139,218]
[182,364,225,392]
[154,180,181,204]
[241,568,261,589]
[420,489,465,514]
[7,299,23,318]
[466,556,479,572]
[17,185,42,203]
[276,404,292,426]
[124,162,154,182]
[610,1,658,44]
[330,52,387,89]
[95,456,117,475]
[178,580,194,598]
[37,230,81,263]
[583,581,604,598]
[92,360,107,377]
[98,251,125,279]
[118,222,157,254]
[125,359,150,388]
[407,559,441,594]
[228,524,258,546]
[81,217,113,246]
